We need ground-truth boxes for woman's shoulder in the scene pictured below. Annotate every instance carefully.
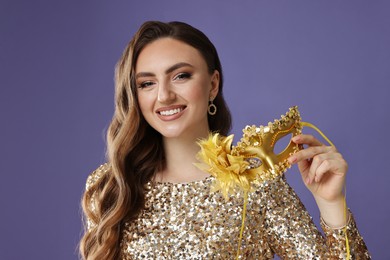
[85,163,110,191]
[250,174,295,202]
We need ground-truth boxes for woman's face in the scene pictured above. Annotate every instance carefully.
[135,38,219,139]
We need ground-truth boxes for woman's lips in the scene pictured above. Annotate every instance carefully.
[156,105,186,120]
[159,107,183,116]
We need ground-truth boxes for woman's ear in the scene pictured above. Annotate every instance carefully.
[210,70,220,99]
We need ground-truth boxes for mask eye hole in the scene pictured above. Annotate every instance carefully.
[245,157,262,169]
[273,133,293,155]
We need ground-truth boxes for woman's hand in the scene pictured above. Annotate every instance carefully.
[288,134,349,227]
[288,134,347,203]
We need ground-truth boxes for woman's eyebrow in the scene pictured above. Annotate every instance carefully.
[135,62,194,79]
[165,62,193,74]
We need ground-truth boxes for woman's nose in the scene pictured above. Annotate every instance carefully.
[157,82,176,103]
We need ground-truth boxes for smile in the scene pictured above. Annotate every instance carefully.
[158,107,185,116]
[160,108,182,116]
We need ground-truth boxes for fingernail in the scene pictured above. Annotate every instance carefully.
[293,136,300,141]
[288,156,297,163]
[306,177,311,185]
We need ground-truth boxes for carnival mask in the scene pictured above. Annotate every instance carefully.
[196,106,332,198]
[234,106,302,181]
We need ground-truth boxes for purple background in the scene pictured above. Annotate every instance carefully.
[1,0,389,259]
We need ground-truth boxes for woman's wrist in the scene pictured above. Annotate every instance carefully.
[314,195,348,228]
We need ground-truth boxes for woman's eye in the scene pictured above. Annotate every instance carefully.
[138,81,154,89]
[174,72,191,81]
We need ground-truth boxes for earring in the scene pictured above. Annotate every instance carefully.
[208,99,217,115]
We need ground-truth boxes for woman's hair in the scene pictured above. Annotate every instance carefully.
[80,21,232,259]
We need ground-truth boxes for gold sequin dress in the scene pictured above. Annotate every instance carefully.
[86,164,370,259]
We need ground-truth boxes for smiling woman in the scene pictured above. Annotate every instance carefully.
[79,21,370,259]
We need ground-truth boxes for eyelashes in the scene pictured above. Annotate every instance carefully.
[138,81,155,89]
[173,72,192,81]
[137,72,192,89]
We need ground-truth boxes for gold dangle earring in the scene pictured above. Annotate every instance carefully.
[208,98,217,115]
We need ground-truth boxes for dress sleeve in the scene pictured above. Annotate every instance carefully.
[261,175,370,259]
[320,212,371,259]
[83,163,109,232]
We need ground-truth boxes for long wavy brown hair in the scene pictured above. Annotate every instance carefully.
[79,21,232,259]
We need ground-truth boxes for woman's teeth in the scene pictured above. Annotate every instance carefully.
[159,108,182,116]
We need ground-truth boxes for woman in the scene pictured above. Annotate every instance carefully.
[80,21,370,259]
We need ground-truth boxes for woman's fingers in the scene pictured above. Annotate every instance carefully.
[291,134,323,146]
[308,156,332,184]
[288,134,344,185]
[289,145,335,165]
[287,134,348,202]
[303,152,346,185]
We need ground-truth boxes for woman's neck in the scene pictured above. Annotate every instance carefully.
[157,131,210,183]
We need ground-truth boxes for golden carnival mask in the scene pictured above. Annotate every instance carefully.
[196,106,312,198]
[234,106,303,182]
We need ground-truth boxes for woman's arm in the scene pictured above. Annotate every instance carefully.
[288,134,348,227]
[261,174,370,259]
[277,133,371,258]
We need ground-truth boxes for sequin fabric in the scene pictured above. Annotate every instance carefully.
[85,164,370,259]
